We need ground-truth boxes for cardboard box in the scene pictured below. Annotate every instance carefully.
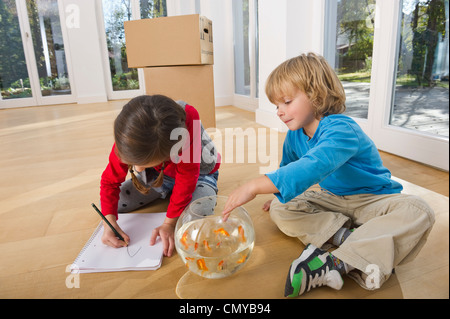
[144,65,216,128]
[125,14,214,68]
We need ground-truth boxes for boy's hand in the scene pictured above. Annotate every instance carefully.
[101,214,130,248]
[150,217,177,257]
[222,183,257,222]
[222,176,279,222]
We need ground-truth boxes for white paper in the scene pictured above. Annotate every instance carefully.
[71,212,166,273]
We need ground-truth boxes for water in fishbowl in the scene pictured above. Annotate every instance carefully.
[175,197,255,279]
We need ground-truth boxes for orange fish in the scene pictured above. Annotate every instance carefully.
[197,258,209,271]
[194,242,199,251]
[180,231,189,249]
[203,240,212,251]
[217,260,224,270]
[238,226,246,243]
[185,257,195,269]
[236,254,247,264]
[214,228,230,236]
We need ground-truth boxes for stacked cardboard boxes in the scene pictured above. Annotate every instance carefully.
[124,14,216,128]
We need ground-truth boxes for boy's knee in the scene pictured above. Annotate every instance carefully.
[407,195,435,227]
[269,197,282,209]
[268,197,281,214]
[396,194,434,222]
[268,197,289,226]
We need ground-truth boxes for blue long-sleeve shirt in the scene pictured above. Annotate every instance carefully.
[266,114,403,204]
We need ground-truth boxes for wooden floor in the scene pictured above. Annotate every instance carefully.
[0,101,448,299]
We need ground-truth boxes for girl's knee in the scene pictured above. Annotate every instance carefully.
[191,183,217,203]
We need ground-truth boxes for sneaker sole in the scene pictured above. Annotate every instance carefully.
[285,244,344,297]
[285,244,317,297]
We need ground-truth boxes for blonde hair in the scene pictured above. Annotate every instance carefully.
[265,52,346,119]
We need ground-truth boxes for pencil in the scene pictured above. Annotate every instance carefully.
[91,203,128,246]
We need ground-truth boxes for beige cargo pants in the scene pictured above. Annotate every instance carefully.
[269,190,435,289]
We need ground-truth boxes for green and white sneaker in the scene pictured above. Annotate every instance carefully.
[285,244,344,297]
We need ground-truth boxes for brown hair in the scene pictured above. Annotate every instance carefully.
[265,52,346,119]
[114,95,186,194]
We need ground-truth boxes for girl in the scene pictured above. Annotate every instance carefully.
[222,53,434,297]
[100,95,220,257]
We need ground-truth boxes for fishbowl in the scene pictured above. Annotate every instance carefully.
[175,196,255,279]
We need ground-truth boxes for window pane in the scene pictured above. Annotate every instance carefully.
[102,0,138,91]
[27,0,71,96]
[233,0,250,96]
[102,0,167,92]
[335,0,376,119]
[0,0,32,100]
[391,0,449,137]
[140,0,167,19]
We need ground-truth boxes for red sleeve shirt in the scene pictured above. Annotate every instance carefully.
[100,104,218,219]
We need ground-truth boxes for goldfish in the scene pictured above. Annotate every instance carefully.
[214,228,230,236]
[185,257,195,269]
[238,226,246,243]
[194,242,199,251]
[217,260,225,271]
[236,254,247,264]
[203,240,212,251]
[180,231,189,249]
[197,258,209,271]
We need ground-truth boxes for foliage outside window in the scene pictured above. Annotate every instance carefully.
[102,0,166,92]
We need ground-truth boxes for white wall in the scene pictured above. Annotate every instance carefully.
[256,0,325,131]
[199,0,235,107]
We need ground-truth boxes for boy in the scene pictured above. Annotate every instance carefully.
[222,53,434,297]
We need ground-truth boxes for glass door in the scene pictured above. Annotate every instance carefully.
[0,0,75,109]
[391,0,448,138]
[98,0,167,100]
[334,0,376,121]
[324,0,377,135]
[369,0,448,170]
[0,0,34,108]
[233,0,259,110]
[26,0,73,100]
[326,0,448,171]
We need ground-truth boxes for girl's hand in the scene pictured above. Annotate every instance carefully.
[262,199,273,211]
[101,214,130,248]
[150,218,177,257]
